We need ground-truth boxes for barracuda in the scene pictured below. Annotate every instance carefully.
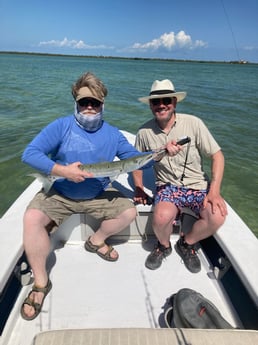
[29,150,166,193]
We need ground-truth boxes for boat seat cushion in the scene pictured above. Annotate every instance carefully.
[32,328,258,345]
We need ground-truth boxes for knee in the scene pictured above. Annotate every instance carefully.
[23,208,49,229]
[210,204,227,229]
[123,206,137,222]
[205,210,226,233]
[196,204,226,236]
[153,209,175,228]
[214,212,227,230]
[130,207,137,220]
[24,209,36,226]
[24,208,40,222]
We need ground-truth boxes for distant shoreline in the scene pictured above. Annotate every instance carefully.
[0,51,255,65]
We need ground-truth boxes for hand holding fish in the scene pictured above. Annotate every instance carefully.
[153,139,187,160]
[51,162,93,183]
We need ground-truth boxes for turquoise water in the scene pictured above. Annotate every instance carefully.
[0,53,257,236]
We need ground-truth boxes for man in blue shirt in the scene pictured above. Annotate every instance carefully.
[20,72,141,321]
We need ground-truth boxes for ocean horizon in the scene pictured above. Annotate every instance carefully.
[1,51,257,65]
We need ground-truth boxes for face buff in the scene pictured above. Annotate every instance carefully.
[74,103,104,132]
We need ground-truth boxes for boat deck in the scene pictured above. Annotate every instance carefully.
[1,130,258,345]
[8,236,240,345]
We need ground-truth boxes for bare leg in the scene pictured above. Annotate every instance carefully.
[89,207,137,259]
[144,201,177,270]
[152,201,178,247]
[185,203,226,245]
[22,208,52,318]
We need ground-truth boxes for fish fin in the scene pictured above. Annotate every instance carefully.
[109,174,120,183]
[28,173,54,193]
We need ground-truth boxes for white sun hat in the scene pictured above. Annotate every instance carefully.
[138,79,187,104]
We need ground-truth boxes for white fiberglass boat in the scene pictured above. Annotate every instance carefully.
[0,131,257,345]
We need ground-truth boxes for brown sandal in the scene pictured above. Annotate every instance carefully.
[20,279,52,321]
[84,237,118,262]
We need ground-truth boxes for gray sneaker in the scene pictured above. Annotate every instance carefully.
[145,241,172,270]
[175,237,201,273]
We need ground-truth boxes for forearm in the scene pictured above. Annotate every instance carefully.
[132,169,144,189]
[51,163,69,177]
[209,150,225,194]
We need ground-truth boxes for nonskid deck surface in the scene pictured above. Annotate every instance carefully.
[9,237,239,345]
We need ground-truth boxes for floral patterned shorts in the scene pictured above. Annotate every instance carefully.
[154,184,208,216]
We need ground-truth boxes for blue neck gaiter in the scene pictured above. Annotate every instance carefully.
[74,103,104,132]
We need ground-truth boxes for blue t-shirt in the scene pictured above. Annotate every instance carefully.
[22,115,140,199]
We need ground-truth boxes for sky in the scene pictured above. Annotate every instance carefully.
[1,0,258,63]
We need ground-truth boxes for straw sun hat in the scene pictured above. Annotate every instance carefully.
[138,79,187,104]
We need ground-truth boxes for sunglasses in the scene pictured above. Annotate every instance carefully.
[77,98,102,108]
[150,97,173,106]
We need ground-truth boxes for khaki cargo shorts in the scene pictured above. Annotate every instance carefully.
[27,187,135,228]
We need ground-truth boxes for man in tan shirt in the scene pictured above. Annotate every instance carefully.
[133,79,227,273]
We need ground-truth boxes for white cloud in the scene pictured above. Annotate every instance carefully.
[38,37,114,50]
[37,33,207,55]
[132,31,206,51]
[243,45,258,51]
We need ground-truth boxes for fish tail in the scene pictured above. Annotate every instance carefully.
[28,173,54,193]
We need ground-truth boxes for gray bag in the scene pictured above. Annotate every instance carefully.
[164,288,233,329]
